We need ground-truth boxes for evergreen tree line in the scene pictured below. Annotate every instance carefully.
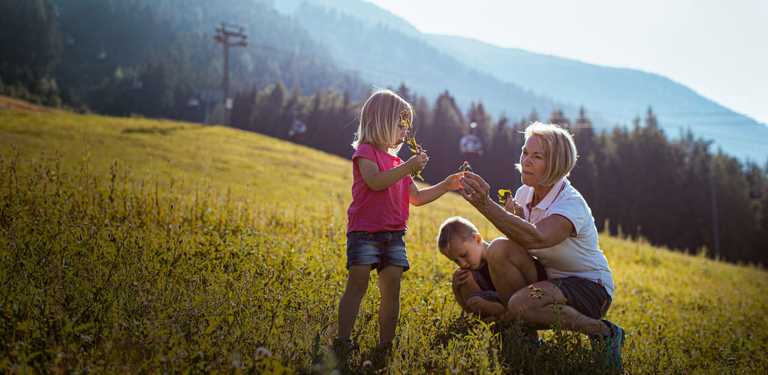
[230,82,768,265]
[0,0,368,117]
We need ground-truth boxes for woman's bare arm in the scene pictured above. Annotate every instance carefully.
[460,173,573,249]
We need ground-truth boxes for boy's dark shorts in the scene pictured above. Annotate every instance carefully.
[346,230,409,272]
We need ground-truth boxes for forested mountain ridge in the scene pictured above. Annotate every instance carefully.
[3,0,369,119]
[272,0,768,162]
[424,33,768,162]
[288,2,572,126]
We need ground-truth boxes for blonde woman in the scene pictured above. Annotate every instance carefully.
[459,122,624,371]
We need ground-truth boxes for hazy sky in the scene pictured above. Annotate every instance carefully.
[367,0,768,125]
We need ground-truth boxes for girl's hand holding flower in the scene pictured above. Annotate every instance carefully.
[407,152,429,173]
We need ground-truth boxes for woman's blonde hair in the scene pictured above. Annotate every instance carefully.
[515,122,578,186]
[351,89,413,153]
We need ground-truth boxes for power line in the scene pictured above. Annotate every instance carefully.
[214,22,247,124]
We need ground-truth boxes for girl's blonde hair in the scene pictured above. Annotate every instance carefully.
[515,122,578,186]
[351,89,413,153]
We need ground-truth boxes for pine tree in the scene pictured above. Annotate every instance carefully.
[485,114,516,193]
[427,91,465,182]
[570,108,600,215]
[548,109,570,127]
[0,0,61,101]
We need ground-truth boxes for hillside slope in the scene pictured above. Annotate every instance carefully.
[0,107,766,373]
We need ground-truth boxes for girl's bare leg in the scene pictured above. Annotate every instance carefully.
[338,265,372,339]
[377,266,404,345]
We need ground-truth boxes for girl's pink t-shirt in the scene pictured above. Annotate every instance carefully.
[347,143,413,233]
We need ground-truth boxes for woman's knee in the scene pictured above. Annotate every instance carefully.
[506,288,540,321]
[509,281,565,309]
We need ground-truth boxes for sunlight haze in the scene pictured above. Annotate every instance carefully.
[367,0,768,126]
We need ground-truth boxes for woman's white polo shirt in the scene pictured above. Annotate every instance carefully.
[513,178,615,297]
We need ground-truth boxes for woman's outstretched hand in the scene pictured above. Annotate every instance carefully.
[459,172,491,207]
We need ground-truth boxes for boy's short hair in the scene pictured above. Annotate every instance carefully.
[437,216,479,251]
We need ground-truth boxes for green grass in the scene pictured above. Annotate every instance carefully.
[1,109,766,373]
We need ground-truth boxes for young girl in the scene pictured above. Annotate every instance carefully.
[335,89,461,360]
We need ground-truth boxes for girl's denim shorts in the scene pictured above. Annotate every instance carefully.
[346,230,409,272]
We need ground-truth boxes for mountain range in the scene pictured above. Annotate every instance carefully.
[271,0,767,162]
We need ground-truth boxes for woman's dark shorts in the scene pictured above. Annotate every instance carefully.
[470,258,611,319]
[549,277,612,320]
[346,230,409,272]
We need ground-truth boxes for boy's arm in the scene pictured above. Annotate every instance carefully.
[409,172,463,206]
[451,270,473,313]
[357,158,415,191]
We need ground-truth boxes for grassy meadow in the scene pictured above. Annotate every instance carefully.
[0,106,767,373]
